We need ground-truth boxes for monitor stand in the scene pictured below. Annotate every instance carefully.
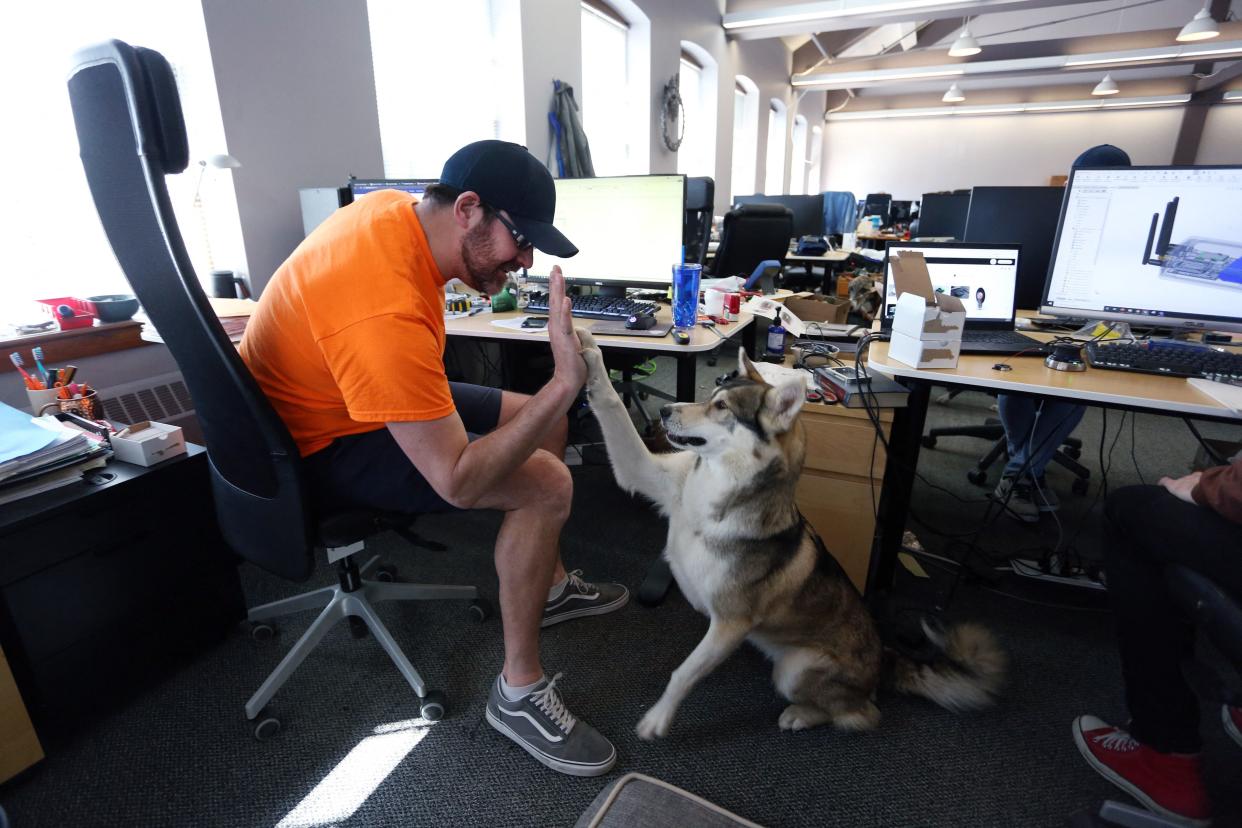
[593,284,627,299]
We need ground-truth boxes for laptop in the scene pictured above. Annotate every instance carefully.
[880,242,1049,355]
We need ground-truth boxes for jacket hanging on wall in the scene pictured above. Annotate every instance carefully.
[549,80,595,178]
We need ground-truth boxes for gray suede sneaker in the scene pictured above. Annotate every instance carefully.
[993,476,1040,523]
[1031,476,1060,512]
[485,673,616,777]
[542,570,629,628]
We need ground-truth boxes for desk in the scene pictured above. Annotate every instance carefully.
[444,307,757,402]
[0,446,245,736]
[864,338,1242,595]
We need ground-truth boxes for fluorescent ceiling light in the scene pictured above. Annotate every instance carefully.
[1177,5,1220,42]
[1224,91,1242,102]
[948,27,981,58]
[1092,74,1119,96]
[793,67,963,86]
[942,83,965,102]
[722,0,949,31]
[1179,45,1242,58]
[824,94,1190,121]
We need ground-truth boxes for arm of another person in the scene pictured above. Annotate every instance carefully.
[1160,456,1242,525]
[386,267,586,509]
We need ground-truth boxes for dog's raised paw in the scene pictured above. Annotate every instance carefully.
[575,328,608,385]
[636,707,673,741]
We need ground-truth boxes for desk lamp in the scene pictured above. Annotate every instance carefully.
[192,153,241,273]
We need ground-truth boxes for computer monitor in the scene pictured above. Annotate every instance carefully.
[527,174,686,292]
[880,242,1022,326]
[964,186,1066,311]
[889,200,913,225]
[732,194,824,237]
[346,178,437,202]
[863,193,892,225]
[1042,166,1242,333]
[916,192,970,239]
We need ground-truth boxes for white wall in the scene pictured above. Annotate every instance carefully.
[520,2,582,173]
[1198,104,1242,166]
[202,0,385,295]
[820,107,1185,201]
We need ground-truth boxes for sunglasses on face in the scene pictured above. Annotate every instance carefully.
[492,210,533,252]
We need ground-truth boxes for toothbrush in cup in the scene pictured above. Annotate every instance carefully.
[9,352,40,390]
[32,346,49,385]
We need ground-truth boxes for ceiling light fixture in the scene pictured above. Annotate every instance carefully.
[1092,74,1119,96]
[948,26,981,57]
[942,83,965,102]
[1177,4,1220,42]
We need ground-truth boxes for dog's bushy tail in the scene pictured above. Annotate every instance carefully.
[888,620,1006,712]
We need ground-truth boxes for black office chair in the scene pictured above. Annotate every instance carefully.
[922,414,1090,494]
[683,176,714,266]
[67,40,486,739]
[1079,565,1242,828]
[708,204,793,280]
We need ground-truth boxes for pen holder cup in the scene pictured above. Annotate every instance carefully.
[38,389,102,420]
[26,387,61,415]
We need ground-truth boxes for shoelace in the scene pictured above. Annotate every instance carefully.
[1095,729,1138,752]
[566,569,598,597]
[530,673,576,734]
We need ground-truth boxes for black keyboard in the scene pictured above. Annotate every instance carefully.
[1085,341,1242,379]
[525,292,659,321]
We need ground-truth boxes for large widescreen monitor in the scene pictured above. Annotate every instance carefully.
[528,174,686,290]
[964,186,1065,311]
[732,194,824,237]
[346,178,437,201]
[1041,166,1242,333]
[916,192,970,239]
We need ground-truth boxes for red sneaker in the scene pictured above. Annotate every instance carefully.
[1072,715,1211,827]
[1224,705,1242,750]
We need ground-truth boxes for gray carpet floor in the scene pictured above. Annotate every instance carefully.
[3,348,1240,827]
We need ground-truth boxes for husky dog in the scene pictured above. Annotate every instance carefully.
[577,331,1005,739]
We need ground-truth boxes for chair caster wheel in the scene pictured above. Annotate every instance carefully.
[921,435,937,449]
[468,598,493,623]
[1064,447,1082,460]
[967,469,988,486]
[638,392,649,401]
[1072,478,1089,496]
[420,691,446,721]
[254,716,281,741]
[349,616,370,639]
[373,566,398,582]
[251,622,275,642]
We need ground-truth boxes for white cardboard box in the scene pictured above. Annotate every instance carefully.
[110,422,186,467]
[888,251,965,368]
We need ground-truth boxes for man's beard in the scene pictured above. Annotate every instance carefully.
[461,219,520,296]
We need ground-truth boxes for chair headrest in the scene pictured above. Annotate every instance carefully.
[729,203,792,218]
[135,46,189,174]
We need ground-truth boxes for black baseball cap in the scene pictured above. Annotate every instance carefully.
[439,140,577,257]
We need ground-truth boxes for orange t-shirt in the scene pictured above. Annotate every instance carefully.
[240,190,454,456]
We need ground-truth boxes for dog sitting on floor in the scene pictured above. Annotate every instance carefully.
[578,330,1006,739]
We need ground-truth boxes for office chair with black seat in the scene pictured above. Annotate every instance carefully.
[683,176,714,266]
[708,203,793,280]
[67,39,487,739]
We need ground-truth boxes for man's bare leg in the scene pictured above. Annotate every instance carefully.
[498,391,570,588]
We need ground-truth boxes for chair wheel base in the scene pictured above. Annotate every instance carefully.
[250,622,275,642]
[468,598,493,622]
[420,690,446,721]
[254,716,281,741]
[966,469,988,486]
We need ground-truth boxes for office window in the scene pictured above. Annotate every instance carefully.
[807,125,823,194]
[0,1,245,323]
[369,2,525,178]
[676,42,717,179]
[580,1,641,175]
[790,115,808,195]
[730,76,759,199]
[764,99,787,195]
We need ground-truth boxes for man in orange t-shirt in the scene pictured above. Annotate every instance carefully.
[241,141,624,777]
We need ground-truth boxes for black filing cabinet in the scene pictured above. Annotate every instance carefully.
[0,445,244,731]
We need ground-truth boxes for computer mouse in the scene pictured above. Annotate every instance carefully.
[626,313,657,330]
[673,330,690,345]
[992,363,1013,372]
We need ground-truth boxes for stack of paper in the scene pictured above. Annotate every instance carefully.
[1188,377,1242,414]
[0,402,110,505]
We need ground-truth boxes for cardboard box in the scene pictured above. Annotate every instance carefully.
[887,251,965,368]
[784,294,849,326]
[110,421,186,467]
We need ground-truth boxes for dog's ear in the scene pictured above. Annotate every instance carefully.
[764,378,806,433]
[737,348,767,384]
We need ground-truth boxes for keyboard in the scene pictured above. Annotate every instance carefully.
[525,292,659,321]
[961,330,1042,346]
[1085,341,1242,379]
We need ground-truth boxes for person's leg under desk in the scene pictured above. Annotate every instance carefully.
[1104,484,1242,752]
[998,395,1085,478]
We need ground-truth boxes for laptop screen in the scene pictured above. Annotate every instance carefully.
[882,242,1022,328]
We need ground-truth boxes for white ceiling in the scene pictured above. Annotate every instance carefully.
[725,0,1240,112]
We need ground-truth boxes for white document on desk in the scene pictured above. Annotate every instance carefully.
[1188,378,1242,413]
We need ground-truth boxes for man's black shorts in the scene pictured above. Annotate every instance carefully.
[303,382,503,515]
